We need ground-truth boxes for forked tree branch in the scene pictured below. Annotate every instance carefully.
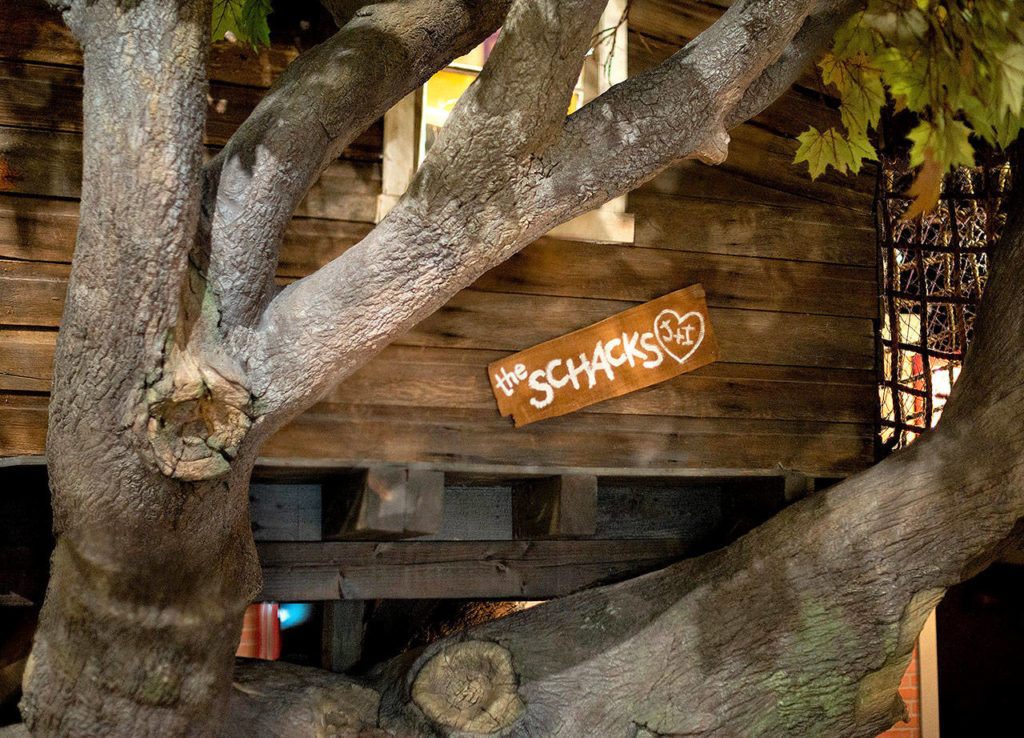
[204,0,511,331]
[246,0,610,417]
[245,0,854,423]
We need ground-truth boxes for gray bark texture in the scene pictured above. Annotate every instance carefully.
[19,0,1024,735]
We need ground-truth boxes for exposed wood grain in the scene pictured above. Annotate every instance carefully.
[0,381,875,474]
[0,329,52,392]
[0,127,381,221]
[628,0,723,48]
[630,190,875,267]
[0,60,382,154]
[512,475,598,538]
[0,266,874,369]
[0,0,299,88]
[0,260,68,328]
[255,539,694,600]
[0,195,78,263]
[719,124,874,209]
[264,404,874,476]
[478,236,877,318]
[249,483,322,542]
[0,333,876,423]
[0,394,47,458]
[321,600,367,674]
[633,163,872,226]
[407,291,875,371]
[0,194,374,269]
[0,195,874,318]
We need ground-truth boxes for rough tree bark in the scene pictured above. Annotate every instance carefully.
[18,0,1021,735]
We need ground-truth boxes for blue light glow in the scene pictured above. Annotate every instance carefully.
[277,603,313,630]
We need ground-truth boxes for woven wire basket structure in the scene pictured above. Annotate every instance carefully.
[878,160,1012,452]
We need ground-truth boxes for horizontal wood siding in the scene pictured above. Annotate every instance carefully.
[0,0,878,476]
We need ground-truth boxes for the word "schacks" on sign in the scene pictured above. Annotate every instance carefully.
[489,284,719,427]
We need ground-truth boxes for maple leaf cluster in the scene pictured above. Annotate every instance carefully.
[796,0,1024,217]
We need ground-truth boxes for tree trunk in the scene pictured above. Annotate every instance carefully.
[18,1,262,734]
[19,466,260,735]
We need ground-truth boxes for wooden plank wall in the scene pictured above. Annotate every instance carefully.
[0,0,878,477]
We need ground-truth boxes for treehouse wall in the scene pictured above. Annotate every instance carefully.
[0,0,879,478]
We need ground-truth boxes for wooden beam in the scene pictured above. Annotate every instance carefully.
[249,483,321,541]
[321,467,444,540]
[321,600,367,674]
[513,475,597,538]
[256,540,690,600]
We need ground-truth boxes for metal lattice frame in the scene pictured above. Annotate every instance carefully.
[878,160,1011,451]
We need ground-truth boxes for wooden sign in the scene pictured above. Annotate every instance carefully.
[489,284,719,426]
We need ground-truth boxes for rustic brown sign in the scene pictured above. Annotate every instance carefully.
[489,284,719,426]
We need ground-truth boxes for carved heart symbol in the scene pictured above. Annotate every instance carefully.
[653,309,705,364]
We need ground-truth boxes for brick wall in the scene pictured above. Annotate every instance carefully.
[877,646,921,737]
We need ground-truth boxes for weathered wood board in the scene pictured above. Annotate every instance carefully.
[490,285,719,426]
[0,0,879,478]
[256,540,693,600]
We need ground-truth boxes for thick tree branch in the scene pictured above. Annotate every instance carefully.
[538,0,859,224]
[727,0,862,127]
[18,2,266,734]
[246,0,608,419]
[203,0,510,332]
[48,0,211,516]
[245,0,845,424]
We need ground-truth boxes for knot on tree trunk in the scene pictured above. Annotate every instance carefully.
[411,640,523,734]
[137,345,253,481]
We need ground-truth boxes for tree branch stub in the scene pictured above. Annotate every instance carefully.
[411,641,523,734]
[137,344,253,481]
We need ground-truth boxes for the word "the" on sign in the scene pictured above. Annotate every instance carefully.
[489,284,719,427]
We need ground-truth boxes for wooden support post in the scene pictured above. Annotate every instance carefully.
[322,466,444,540]
[783,469,815,502]
[512,474,597,539]
[320,600,367,674]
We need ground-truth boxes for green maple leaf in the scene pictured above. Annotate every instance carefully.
[795,127,864,179]
[838,54,886,135]
[996,43,1024,114]
[959,94,999,145]
[241,0,273,49]
[908,116,974,174]
[992,105,1024,148]
[845,132,876,175]
[212,0,244,43]
[877,48,931,111]
[819,53,854,95]
[832,12,883,59]
[212,0,272,49]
